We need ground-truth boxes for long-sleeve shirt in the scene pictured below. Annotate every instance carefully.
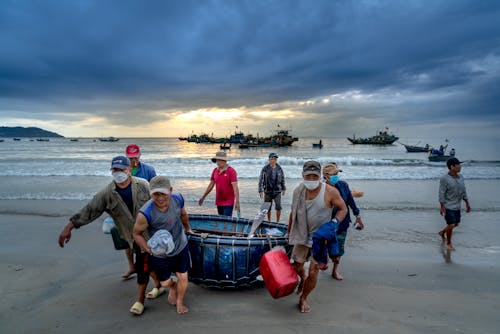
[70,176,151,247]
[331,180,360,232]
[439,173,468,210]
[258,164,286,194]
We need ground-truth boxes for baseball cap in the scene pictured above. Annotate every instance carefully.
[111,156,130,169]
[149,175,171,195]
[126,144,141,158]
[446,157,462,169]
[302,160,321,176]
[269,152,279,159]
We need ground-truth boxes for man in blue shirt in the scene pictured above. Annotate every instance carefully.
[322,162,364,280]
[126,144,157,182]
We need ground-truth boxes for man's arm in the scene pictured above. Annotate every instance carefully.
[58,220,76,248]
[180,207,193,233]
[232,182,240,211]
[199,180,215,206]
[133,213,150,253]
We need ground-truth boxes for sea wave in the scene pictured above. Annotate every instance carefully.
[1,156,499,179]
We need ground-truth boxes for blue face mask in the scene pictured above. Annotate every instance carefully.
[329,175,339,184]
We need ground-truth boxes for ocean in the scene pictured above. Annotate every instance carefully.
[1,136,500,207]
[1,135,499,263]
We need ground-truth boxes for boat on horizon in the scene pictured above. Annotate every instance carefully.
[348,128,398,145]
[99,137,119,142]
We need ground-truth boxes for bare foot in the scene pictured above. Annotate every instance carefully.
[177,304,189,314]
[168,285,177,305]
[438,231,446,243]
[446,243,455,251]
[332,271,343,280]
[299,300,311,313]
[122,269,136,280]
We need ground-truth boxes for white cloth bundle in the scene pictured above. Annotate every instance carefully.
[147,229,175,257]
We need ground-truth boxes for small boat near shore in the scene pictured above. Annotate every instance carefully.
[400,142,432,152]
[312,140,323,149]
[428,146,456,162]
[347,128,398,145]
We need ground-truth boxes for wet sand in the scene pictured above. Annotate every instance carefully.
[1,202,499,334]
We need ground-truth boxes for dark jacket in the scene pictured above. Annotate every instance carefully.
[258,163,286,194]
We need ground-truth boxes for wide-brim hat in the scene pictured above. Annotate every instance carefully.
[211,150,230,163]
[323,162,343,175]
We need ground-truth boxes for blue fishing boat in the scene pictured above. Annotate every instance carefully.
[187,213,290,289]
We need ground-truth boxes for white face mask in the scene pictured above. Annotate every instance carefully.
[303,180,320,190]
[112,171,129,184]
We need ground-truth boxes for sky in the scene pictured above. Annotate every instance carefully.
[1,0,499,139]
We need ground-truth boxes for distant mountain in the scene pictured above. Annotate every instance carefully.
[0,126,64,138]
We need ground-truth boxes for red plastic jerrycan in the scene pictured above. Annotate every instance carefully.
[259,249,298,299]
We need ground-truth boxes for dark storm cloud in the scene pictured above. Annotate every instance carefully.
[0,0,499,130]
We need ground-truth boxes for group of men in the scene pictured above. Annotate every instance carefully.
[57,145,470,316]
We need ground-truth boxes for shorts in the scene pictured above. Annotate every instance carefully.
[133,243,151,285]
[217,205,234,216]
[291,244,311,264]
[150,245,191,282]
[445,209,461,225]
[264,192,282,211]
[333,230,347,258]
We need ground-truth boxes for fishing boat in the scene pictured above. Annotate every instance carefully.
[13,138,21,141]
[99,137,119,142]
[400,142,432,152]
[36,138,49,142]
[220,142,231,150]
[428,146,455,162]
[347,128,399,145]
[187,213,290,288]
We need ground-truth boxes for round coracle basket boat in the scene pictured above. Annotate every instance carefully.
[187,214,290,289]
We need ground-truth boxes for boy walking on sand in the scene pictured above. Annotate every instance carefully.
[438,158,471,250]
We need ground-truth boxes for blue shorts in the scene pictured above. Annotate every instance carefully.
[217,205,234,216]
[150,245,191,282]
[445,209,461,225]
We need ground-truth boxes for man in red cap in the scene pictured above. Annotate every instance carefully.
[126,144,157,182]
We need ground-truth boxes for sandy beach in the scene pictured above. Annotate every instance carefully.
[1,199,499,334]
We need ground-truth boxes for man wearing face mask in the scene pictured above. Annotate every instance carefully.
[58,156,156,315]
[323,162,364,281]
[287,160,348,313]
[119,144,157,279]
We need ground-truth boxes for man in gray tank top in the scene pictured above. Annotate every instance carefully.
[287,161,347,313]
[133,176,193,314]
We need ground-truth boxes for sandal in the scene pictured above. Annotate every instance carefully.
[146,287,166,299]
[129,301,144,315]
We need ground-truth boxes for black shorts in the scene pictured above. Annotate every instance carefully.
[133,243,151,285]
[264,192,282,211]
[150,245,191,282]
[445,209,461,225]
